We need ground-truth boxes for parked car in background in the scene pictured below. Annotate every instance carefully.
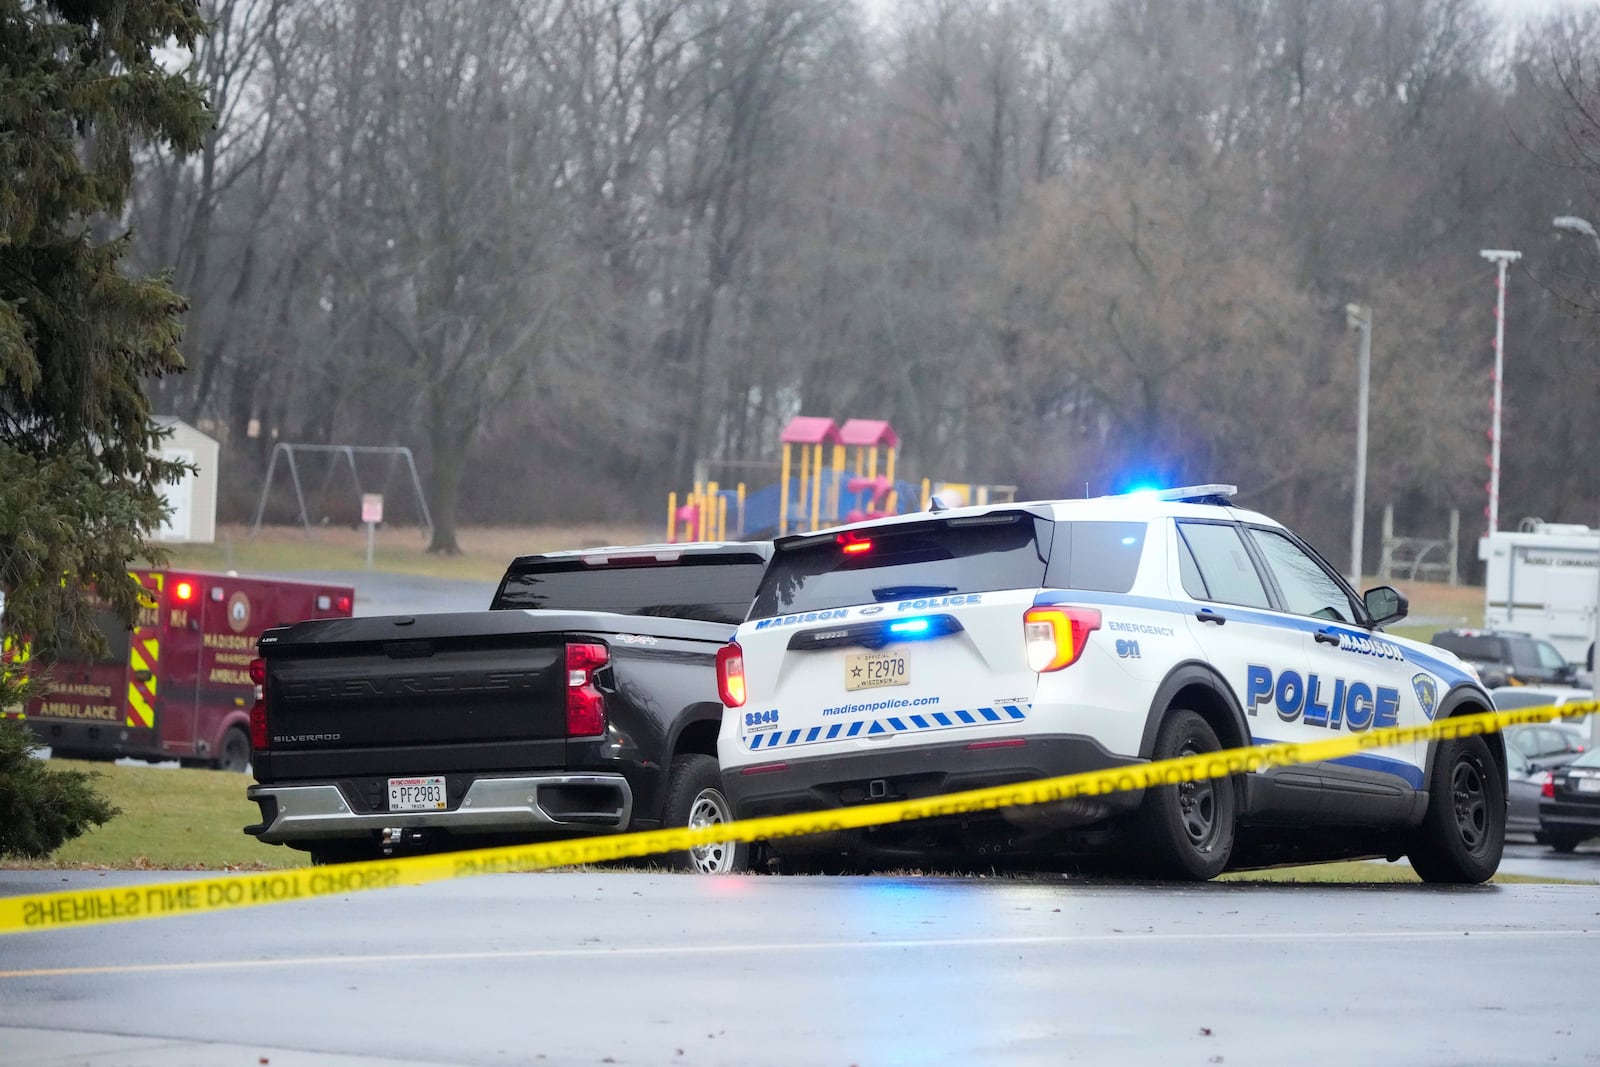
[1432,630,1576,689]
[1494,684,1592,773]
[1539,747,1600,852]
[1504,743,1551,840]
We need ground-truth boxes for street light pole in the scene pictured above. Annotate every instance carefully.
[1478,249,1521,535]
[1551,216,1600,686]
[1345,304,1372,589]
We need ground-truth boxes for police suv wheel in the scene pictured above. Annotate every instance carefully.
[1136,710,1235,880]
[662,753,747,874]
[1407,733,1504,883]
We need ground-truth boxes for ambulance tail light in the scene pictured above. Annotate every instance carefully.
[1023,606,1102,672]
[565,642,608,738]
[716,642,746,708]
[248,657,268,750]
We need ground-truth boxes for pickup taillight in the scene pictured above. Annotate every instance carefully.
[566,642,608,737]
[716,642,746,708]
[248,657,268,750]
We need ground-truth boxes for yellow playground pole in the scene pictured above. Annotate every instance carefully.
[778,446,792,536]
[797,447,811,531]
[718,494,728,541]
[667,491,678,542]
[810,443,824,531]
[885,447,898,512]
[737,483,746,537]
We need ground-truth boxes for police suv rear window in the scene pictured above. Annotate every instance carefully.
[750,515,1050,620]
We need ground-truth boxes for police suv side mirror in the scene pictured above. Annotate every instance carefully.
[1363,585,1408,628]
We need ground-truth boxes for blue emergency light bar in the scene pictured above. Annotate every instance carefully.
[1116,484,1238,504]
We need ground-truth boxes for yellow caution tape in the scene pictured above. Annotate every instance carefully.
[2,699,1595,937]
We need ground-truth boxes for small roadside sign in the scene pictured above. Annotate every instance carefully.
[361,494,384,525]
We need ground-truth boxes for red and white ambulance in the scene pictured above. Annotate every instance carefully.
[4,570,354,771]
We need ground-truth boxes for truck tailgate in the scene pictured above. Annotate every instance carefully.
[256,610,734,780]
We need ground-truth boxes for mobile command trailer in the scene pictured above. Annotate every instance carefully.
[6,571,354,771]
[1480,522,1600,665]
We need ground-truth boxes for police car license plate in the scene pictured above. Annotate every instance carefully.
[1577,778,1600,794]
[846,651,909,692]
[388,775,447,811]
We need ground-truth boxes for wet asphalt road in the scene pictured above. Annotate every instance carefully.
[2,871,1598,1066]
[10,572,1597,1063]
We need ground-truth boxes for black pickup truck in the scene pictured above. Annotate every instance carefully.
[244,542,769,870]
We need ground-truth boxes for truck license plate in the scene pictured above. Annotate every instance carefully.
[388,775,447,811]
[845,651,909,692]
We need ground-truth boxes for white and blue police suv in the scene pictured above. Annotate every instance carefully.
[715,485,1503,881]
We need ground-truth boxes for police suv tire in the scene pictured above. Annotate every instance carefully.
[1135,710,1235,880]
[214,727,251,773]
[1407,734,1504,884]
[661,753,748,874]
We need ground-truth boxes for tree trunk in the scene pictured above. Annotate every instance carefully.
[426,429,466,556]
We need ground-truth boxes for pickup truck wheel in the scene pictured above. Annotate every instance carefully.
[1407,733,1504,883]
[1135,710,1235,881]
[663,754,747,874]
[213,727,251,773]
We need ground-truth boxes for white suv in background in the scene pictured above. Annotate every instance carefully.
[716,485,1502,881]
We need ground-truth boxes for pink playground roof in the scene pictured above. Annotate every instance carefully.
[838,418,899,448]
[780,415,840,445]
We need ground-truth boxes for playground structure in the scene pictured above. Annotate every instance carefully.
[666,416,1016,541]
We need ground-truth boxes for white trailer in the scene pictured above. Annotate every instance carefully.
[1480,520,1600,666]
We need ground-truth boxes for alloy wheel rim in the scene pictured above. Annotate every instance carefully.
[1451,757,1488,853]
[1178,741,1217,848]
[687,789,735,874]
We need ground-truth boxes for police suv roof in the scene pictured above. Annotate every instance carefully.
[777,484,1281,548]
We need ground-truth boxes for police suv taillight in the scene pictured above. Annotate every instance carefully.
[248,657,268,750]
[716,642,746,708]
[1023,606,1102,672]
[566,642,608,737]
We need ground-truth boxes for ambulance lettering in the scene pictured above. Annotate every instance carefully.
[1244,665,1400,732]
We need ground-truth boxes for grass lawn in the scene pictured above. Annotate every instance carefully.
[152,522,659,582]
[4,759,304,871]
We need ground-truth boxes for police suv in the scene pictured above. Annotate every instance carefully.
[715,485,1504,882]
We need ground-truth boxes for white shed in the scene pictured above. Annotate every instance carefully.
[153,416,220,544]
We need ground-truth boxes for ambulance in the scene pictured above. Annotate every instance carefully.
[3,571,354,771]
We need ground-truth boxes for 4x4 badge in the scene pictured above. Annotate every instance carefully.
[1411,673,1438,720]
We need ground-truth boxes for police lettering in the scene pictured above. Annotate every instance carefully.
[1245,665,1399,732]
[897,594,980,611]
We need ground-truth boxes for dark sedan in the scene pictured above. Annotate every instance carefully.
[1539,747,1600,853]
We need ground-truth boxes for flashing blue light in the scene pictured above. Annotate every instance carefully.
[1124,485,1162,499]
[889,618,931,635]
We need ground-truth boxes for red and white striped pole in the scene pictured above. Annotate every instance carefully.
[1479,249,1521,535]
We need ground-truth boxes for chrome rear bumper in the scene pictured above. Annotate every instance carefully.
[245,774,633,844]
